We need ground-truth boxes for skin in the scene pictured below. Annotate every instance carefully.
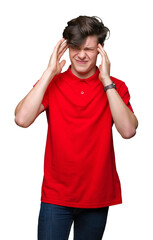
[68,36,138,138]
[15,37,138,138]
[68,35,102,79]
[14,38,68,127]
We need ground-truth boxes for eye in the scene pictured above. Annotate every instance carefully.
[85,48,95,51]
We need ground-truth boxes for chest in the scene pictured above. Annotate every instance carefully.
[47,80,112,128]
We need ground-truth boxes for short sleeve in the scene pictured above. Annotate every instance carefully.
[117,82,134,113]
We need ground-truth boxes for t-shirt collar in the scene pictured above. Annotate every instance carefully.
[66,65,100,85]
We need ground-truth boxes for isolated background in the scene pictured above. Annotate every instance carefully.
[0,0,153,239]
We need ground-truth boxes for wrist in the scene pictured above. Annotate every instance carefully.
[102,77,113,87]
[42,68,55,82]
[104,81,117,92]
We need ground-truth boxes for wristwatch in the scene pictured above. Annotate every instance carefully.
[104,82,117,92]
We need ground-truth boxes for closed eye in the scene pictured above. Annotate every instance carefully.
[84,48,95,51]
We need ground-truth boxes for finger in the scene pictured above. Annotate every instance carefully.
[59,59,66,69]
[53,38,66,55]
[97,46,110,64]
[98,44,110,62]
[58,41,68,55]
[48,39,67,67]
[102,49,110,63]
[97,44,107,58]
[97,47,105,61]
[58,45,69,61]
[99,64,102,71]
[97,43,104,52]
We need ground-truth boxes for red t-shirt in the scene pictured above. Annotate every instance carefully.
[33,65,134,208]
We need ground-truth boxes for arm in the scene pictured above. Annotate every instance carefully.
[105,86,138,138]
[14,69,54,128]
[97,44,138,139]
[14,38,68,128]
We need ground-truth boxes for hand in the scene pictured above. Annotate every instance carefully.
[97,43,112,86]
[47,38,69,76]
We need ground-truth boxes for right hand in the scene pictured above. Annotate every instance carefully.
[47,38,69,76]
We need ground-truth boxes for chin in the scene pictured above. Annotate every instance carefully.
[73,63,91,73]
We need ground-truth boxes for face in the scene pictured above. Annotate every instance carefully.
[69,35,101,78]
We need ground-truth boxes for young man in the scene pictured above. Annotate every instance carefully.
[14,16,138,240]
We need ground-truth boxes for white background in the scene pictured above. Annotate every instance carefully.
[0,0,153,239]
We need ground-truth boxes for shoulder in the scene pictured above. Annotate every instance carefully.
[50,69,70,90]
[52,70,67,84]
[110,75,125,86]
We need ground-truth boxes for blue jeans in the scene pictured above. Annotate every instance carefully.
[38,202,109,240]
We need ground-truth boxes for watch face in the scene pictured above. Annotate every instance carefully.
[113,83,116,87]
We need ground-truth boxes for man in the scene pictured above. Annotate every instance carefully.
[14,16,138,240]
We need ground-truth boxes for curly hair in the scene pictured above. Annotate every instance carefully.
[63,15,110,48]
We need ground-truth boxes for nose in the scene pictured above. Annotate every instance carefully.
[77,50,86,59]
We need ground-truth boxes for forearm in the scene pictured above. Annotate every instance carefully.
[105,84,138,139]
[14,69,54,127]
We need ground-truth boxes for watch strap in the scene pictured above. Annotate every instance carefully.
[104,82,117,92]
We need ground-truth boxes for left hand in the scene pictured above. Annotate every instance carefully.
[97,43,112,86]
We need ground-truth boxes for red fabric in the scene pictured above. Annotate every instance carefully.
[33,65,134,208]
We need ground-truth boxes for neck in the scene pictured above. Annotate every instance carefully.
[70,65,97,79]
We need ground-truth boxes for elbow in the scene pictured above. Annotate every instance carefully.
[121,127,137,139]
[116,115,138,139]
[14,115,30,128]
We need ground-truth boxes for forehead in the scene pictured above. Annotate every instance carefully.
[82,35,98,48]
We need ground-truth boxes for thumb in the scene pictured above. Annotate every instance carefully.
[60,59,66,69]
[99,64,102,70]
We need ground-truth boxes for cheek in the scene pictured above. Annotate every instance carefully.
[69,49,78,57]
[90,52,98,60]
[69,51,74,61]
[69,53,76,61]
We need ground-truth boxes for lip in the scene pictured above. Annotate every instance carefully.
[75,60,88,64]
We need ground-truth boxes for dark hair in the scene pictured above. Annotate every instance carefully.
[63,15,110,48]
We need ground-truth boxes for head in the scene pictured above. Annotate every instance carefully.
[63,15,110,77]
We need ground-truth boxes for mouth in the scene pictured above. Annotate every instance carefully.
[75,59,88,64]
